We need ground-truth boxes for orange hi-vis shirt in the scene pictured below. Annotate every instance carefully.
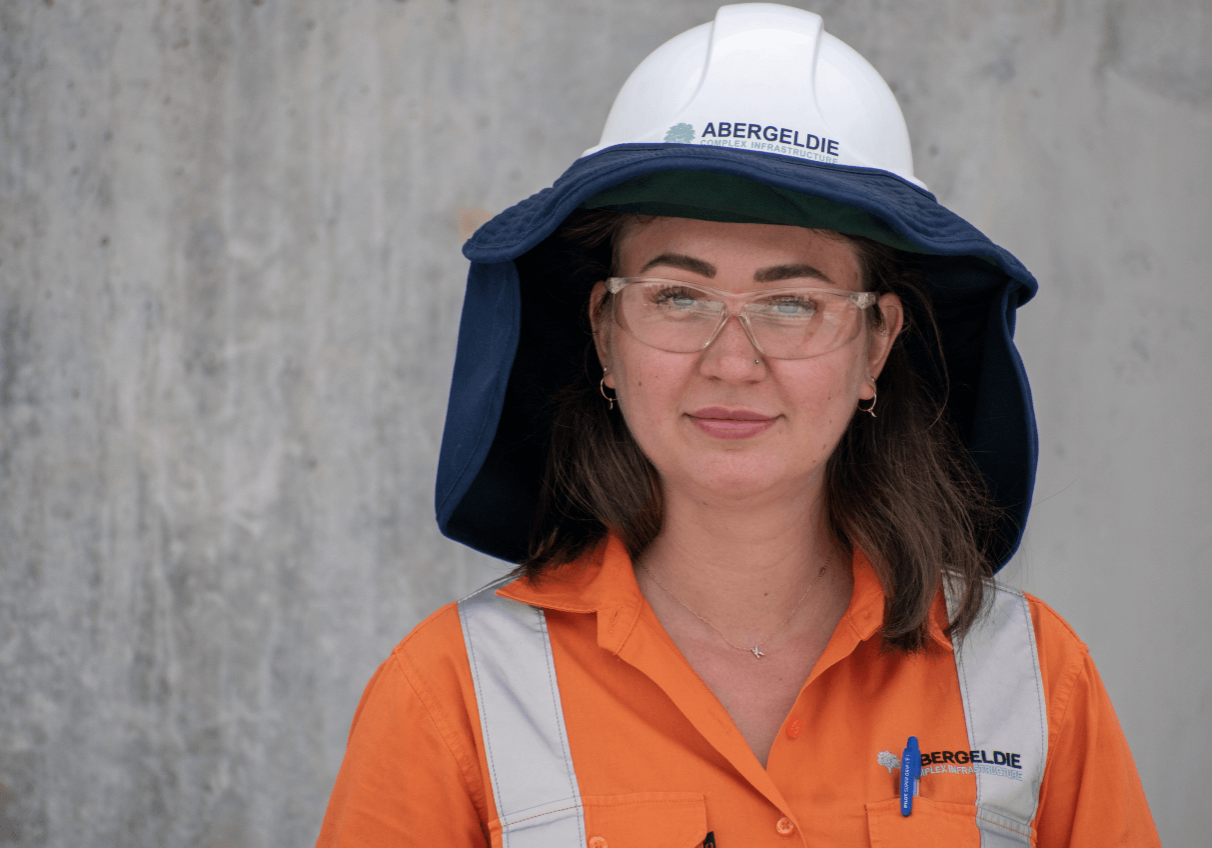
[316,537,1160,847]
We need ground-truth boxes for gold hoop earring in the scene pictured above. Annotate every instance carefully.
[599,372,616,411]
[857,386,877,418]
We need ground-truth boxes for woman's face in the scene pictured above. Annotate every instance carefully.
[593,217,902,506]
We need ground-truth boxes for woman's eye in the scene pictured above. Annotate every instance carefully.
[653,287,705,308]
[754,297,817,316]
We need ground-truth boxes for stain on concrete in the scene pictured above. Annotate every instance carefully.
[1103,0,1212,109]
[0,306,31,409]
[982,55,1017,85]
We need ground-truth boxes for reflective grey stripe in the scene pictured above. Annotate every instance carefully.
[458,581,585,848]
[948,582,1048,847]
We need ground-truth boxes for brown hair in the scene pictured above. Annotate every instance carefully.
[521,210,1002,651]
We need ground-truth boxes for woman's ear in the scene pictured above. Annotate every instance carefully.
[866,293,904,380]
[589,281,615,387]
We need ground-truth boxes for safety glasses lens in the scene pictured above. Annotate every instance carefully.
[614,281,862,359]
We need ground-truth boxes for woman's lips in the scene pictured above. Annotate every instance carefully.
[688,407,777,439]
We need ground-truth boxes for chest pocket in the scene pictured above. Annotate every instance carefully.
[867,797,982,847]
[582,793,707,848]
[484,793,707,848]
[866,797,1034,847]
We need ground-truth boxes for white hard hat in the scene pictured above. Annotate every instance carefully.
[583,3,923,189]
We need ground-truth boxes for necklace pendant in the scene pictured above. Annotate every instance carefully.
[751,647,764,659]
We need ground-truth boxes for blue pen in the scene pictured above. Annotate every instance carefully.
[900,736,921,816]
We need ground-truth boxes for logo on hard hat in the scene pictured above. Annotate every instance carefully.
[662,119,842,165]
[664,123,695,143]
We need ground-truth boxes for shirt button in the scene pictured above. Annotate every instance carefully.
[786,718,803,739]
[589,838,608,848]
[775,817,796,836]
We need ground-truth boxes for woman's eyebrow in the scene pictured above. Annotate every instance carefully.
[753,263,833,284]
[638,255,835,286]
[639,253,717,277]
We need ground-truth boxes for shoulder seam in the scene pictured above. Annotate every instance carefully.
[1024,592,1088,650]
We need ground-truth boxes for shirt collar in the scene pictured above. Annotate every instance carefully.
[498,536,645,653]
[841,553,953,651]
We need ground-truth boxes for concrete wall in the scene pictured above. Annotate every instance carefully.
[0,0,1206,845]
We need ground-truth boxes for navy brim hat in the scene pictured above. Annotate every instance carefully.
[436,143,1038,570]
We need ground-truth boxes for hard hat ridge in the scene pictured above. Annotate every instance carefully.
[585,3,922,187]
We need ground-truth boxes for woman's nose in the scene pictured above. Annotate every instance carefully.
[699,313,765,380]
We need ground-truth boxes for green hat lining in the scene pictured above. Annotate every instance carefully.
[582,171,930,255]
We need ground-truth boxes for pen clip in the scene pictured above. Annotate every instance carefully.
[900,736,920,817]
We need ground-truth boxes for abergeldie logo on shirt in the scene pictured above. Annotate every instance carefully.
[877,748,1025,781]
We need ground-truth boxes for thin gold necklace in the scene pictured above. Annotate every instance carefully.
[640,555,831,659]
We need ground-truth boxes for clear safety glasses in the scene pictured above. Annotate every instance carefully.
[605,277,879,360]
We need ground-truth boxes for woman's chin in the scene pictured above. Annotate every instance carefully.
[667,456,823,506]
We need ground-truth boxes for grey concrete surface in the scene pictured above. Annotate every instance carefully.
[0,0,1207,845]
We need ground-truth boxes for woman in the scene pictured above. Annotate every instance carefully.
[317,5,1159,846]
